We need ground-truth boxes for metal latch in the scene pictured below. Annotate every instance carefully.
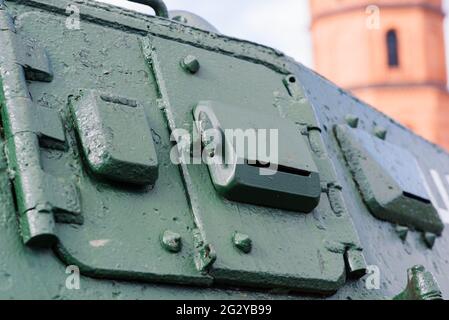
[193,100,321,213]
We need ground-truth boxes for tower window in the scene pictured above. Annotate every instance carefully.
[387,30,399,67]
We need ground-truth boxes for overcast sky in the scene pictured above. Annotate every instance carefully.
[96,0,312,65]
[96,0,449,71]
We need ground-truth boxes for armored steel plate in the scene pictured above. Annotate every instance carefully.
[146,36,365,293]
[11,12,210,285]
[3,0,449,300]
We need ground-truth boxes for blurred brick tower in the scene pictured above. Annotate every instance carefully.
[309,0,449,150]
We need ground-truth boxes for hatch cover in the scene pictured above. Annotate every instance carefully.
[144,35,366,293]
[193,100,321,213]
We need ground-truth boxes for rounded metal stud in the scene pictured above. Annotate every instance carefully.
[232,232,252,254]
[395,225,409,241]
[161,230,182,253]
[181,55,200,74]
[373,126,387,140]
[423,232,436,249]
[345,114,359,128]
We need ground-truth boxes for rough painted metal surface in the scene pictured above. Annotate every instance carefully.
[70,90,159,186]
[334,124,444,235]
[0,0,448,299]
[143,33,364,293]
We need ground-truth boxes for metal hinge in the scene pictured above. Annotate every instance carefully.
[0,7,80,247]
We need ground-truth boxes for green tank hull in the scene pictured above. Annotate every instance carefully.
[0,0,448,300]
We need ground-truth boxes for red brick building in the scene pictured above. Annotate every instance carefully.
[309,0,449,150]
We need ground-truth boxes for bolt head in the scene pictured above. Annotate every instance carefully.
[374,126,387,140]
[395,225,409,241]
[161,230,182,253]
[423,232,437,249]
[181,55,200,74]
[232,232,252,254]
[345,114,359,128]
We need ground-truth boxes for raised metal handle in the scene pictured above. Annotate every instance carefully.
[129,0,169,18]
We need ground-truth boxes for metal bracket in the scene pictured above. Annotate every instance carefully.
[18,34,54,82]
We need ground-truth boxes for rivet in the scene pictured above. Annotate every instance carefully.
[181,55,200,74]
[395,225,409,241]
[232,232,252,254]
[423,232,436,249]
[345,114,359,128]
[373,126,387,140]
[161,230,182,253]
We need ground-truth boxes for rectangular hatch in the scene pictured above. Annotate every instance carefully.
[193,100,321,213]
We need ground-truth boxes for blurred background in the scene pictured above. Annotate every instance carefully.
[97,0,449,151]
